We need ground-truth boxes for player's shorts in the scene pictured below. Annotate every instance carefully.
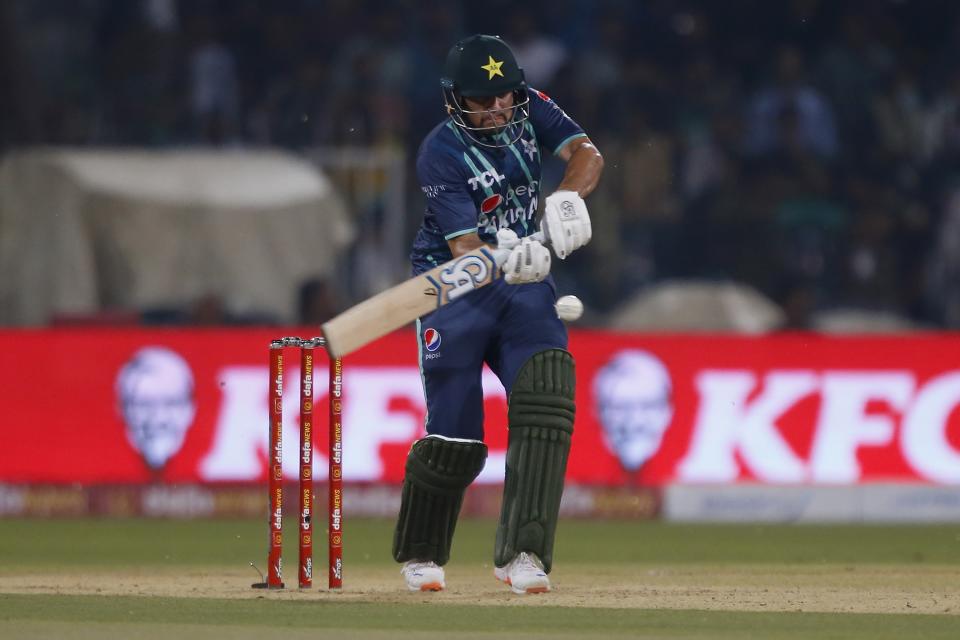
[415,277,567,441]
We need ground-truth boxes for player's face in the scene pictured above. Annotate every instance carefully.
[462,91,515,131]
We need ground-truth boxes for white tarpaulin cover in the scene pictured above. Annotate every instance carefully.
[0,148,354,325]
[608,280,785,333]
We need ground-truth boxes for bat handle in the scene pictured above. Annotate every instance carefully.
[492,230,548,267]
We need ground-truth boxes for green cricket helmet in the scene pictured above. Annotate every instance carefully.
[441,34,530,148]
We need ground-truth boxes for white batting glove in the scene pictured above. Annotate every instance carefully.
[496,228,521,251]
[541,190,592,259]
[497,228,551,285]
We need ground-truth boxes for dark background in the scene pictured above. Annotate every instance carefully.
[3,0,960,328]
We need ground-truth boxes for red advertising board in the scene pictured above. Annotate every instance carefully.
[1,328,959,486]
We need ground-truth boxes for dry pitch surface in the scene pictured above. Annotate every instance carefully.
[2,563,958,615]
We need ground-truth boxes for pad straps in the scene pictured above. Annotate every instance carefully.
[495,349,575,573]
[393,435,488,566]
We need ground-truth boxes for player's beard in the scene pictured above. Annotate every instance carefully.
[472,106,515,135]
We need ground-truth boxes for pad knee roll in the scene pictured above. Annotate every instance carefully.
[392,435,487,566]
[495,349,575,573]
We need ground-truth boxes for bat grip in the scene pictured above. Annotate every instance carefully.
[492,230,547,267]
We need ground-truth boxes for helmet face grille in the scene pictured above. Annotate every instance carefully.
[443,88,530,148]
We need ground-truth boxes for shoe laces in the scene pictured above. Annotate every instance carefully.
[514,552,545,573]
[403,560,438,575]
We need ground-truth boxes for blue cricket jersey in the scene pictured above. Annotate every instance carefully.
[411,89,586,275]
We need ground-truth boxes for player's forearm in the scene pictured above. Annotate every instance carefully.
[448,232,487,258]
[557,142,604,198]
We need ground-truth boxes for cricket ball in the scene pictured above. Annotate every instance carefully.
[555,295,584,322]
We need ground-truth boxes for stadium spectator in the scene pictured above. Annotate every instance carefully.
[6,0,960,329]
[744,45,838,159]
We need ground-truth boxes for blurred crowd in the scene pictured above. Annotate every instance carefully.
[4,0,960,328]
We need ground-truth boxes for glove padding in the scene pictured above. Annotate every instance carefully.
[497,228,551,285]
[541,190,591,259]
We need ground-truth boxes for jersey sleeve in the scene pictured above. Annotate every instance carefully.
[527,88,587,156]
[416,145,478,240]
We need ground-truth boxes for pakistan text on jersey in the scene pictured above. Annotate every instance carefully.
[478,194,538,234]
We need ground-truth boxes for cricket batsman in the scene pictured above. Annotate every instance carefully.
[392,34,604,594]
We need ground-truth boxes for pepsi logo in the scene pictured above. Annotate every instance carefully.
[481,194,502,214]
[424,328,442,352]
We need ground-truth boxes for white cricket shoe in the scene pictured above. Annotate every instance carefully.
[494,551,551,594]
[401,560,445,592]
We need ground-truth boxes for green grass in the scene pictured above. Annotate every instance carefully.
[0,594,958,639]
[1,518,958,567]
[1,518,958,639]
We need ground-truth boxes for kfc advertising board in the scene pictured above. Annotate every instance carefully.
[1,328,958,486]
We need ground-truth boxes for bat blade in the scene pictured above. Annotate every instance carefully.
[321,245,503,357]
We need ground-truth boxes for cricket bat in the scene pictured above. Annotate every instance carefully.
[322,232,544,357]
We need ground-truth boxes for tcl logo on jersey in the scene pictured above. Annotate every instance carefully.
[468,169,506,191]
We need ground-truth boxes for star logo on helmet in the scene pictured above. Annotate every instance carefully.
[481,56,505,80]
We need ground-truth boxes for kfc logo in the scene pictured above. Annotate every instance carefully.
[116,347,196,471]
[593,350,674,473]
[679,369,960,484]
[179,333,960,487]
